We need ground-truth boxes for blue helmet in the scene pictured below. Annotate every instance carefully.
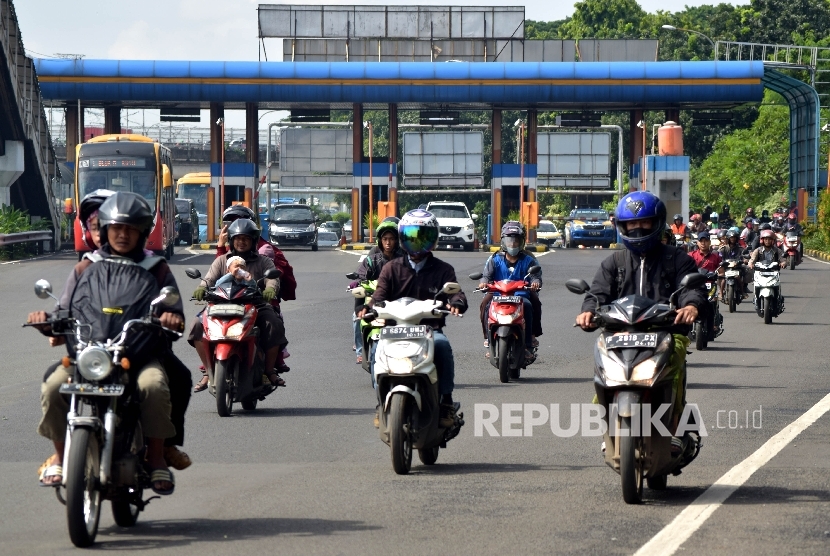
[615,191,667,255]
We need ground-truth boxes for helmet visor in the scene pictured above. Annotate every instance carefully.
[399,224,438,255]
[502,236,521,250]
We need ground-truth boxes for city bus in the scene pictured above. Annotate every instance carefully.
[176,172,211,216]
[74,134,177,259]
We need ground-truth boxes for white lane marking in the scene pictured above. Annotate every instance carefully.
[635,391,830,556]
[805,255,830,266]
[179,253,206,261]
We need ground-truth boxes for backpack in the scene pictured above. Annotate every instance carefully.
[69,254,169,368]
[272,249,297,301]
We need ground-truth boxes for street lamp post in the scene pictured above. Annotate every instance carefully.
[637,120,647,191]
[217,117,225,213]
[662,25,717,57]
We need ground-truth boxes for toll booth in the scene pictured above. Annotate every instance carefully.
[640,155,690,221]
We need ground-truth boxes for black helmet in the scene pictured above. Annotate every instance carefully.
[79,189,115,229]
[98,192,154,245]
[673,213,683,222]
[726,230,738,240]
[663,224,676,246]
[227,218,260,259]
[759,223,772,231]
[222,204,257,223]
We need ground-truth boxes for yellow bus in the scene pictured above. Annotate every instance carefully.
[75,134,177,259]
[176,172,211,216]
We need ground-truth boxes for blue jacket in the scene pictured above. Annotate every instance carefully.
[481,251,542,297]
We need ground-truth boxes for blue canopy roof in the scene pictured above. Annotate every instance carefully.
[34,59,765,109]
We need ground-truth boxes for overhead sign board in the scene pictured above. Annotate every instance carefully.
[537,132,611,188]
[280,128,353,175]
[403,131,483,178]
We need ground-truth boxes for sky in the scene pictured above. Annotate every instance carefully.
[18,0,751,130]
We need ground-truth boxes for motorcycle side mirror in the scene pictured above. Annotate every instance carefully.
[441,282,461,295]
[345,272,359,280]
[565,279,590,295]
[525,265,542,279]
[185,268,201,279]
[264,268,282,280]
[680,273,706,289]
[469,272,483,281]
[34,279,58,301]
[151,286,180,307]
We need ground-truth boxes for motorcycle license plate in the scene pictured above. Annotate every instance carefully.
[606,333,658,349]
[59,383,124,396]
[207,304,246,318]
[380,325,428,339]
[705,282,713,289]
[493,296,522,303]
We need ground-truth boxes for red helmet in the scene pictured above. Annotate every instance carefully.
[760,230,776,240]
[691,213,701,222]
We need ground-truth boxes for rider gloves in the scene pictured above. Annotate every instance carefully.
[262,287,277,302]
[193,287,207,301]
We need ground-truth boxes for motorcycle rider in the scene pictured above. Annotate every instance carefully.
[357,209,468,428]
[720,204,735,228]
[749,229,789,270]
[740,219,758,246]
[28,192,183,494]
[662,225,677,246]
[575,191,705,445]
[670,214,688,237]
[781,212,804,264]
[195,205,294,392]
[719,230,749,297]
[352,217,404,364]
[690,231,721,340]
[190,219,287,387]
[477,221,542,362]
[759,209,772,224]
[689,214,708,235]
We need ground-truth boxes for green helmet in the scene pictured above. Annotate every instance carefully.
[376,217,400,247]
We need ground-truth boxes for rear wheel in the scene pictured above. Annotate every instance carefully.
[727,284,736,313]
[418,446,439,465]
[111,490,142,527]
[215,358,235,416]
[65,428,102,547]
[763,297,773,324]
[389,394,413,475]
[497,337,510,383]
[694,322,707,351]
[619,417,643,504]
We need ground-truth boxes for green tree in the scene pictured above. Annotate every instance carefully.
[740,0,830,45]
[559,0,648,39]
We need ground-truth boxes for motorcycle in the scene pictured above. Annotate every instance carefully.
[25,280,181,547]
[565,273,706,504]
[368,282,465,475]
[185,267,281,416]
[782,232,802,270]
[689,268,722,350]
[468,265,542,383]
[752,260,784,324]
[346,271,381,381]
[721,257,747,313]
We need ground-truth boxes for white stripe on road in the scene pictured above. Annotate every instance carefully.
[805,255,830,266]
[635,391,830,556]
[179,252,207,261]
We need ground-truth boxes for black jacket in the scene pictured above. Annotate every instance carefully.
[580,245,706,331]
[372,253,468,329]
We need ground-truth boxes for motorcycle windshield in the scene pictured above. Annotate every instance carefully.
[601,295,670,326]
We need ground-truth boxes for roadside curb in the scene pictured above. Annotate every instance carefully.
[192,243,217,250]
[805,248,830,262]
[340,244,372,251]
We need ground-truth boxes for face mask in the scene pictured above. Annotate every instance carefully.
[506,246,520,256]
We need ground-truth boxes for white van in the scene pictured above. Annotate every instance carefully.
[425,201,477,251]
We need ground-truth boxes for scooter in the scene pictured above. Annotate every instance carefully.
[368,282,465,475]
[186,267,281,416]
[721,257,746,313]
[468,265,542,383]
[566,273,706,504]
[782,233,802,270]
[752,260,784,324]
[689,268,722,350]
[346,271,381,381]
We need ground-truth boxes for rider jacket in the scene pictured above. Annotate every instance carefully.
[481,251,543,293]
[690,249,721,272]
[749,246,787,266]
[371,253,468,330]
[719,242,744,260]
[357,245,405,281]
[581,244,706,332]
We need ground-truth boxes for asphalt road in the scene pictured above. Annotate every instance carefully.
[1,245,829,555]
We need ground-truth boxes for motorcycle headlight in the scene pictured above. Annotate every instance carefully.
[379,339,429,374]
[77,346,113,381]
[388,357,414,374]
[226,321,247,339]
[497,313,517,324]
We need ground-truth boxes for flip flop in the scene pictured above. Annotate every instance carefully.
[267,372,286,387]
[150,468,175,496]
[193,374,209,393]
[163,446,192,470]
[39,463,63,487]
[356,355,363,364]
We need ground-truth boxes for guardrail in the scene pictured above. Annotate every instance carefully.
[0,230,53,254]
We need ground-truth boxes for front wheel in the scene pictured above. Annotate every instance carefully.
[763,297,772,324]
[727,284,736,313]
[694,322,707,351]
[389,394,413,475]
[497,337,510,383]
[65,428,102,547]
[418,446,439,465]
[311,242,319,252]
[111,491,142,527]
[214,358,235,417]
[619,416,643,504]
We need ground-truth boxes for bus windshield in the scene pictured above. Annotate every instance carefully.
[178,184,209,214]
[78,156,157,206]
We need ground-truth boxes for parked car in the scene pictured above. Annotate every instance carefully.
[319,220,343,236]
[563,207,616,248]
[175,198,199,245]
[536,219,562,246]
[316,231,341,247]
[425,201,477,251]
[343,219,352,235]
[269,203,319,251]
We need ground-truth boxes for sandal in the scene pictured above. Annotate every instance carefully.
[38,456,62,487]
[356,355,363,364]
[150,468,175,496]
[267,372,286,387]
[531,337,540,348]
[193,374,209,393]
[163,446,192,470]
